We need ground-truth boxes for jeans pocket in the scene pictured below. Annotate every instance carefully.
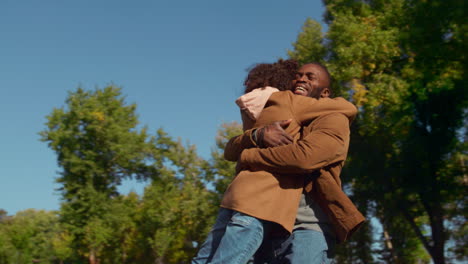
[230,211,255,226]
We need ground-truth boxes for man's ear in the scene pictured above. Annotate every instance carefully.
[320,88,330,98]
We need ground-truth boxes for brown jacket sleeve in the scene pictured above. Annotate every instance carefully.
[225,94,357,163]
[239,113,350,174]
[240,109,256,132]
[224,128,257,162]
[291,96,357,125]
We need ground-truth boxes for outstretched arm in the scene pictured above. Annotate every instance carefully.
[239,113,350,174]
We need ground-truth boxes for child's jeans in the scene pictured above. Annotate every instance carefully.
[192,208,268,264]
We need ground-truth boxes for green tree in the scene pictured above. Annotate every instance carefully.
[0,209,61,264]
[287,18,327,65]
[98,192,140,264]
[0,210,12,264]
[208,122,243,202]
[0,210,6,221]
[137,129,216,263]
[39,86,236,263]
[289,0,466,263]
[40,86,155,263]
[51,228,74,264]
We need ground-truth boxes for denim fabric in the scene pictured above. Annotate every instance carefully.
[254,229,335,264]
[192,208,266,264]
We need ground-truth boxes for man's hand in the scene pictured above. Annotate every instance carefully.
[256,119,293,148]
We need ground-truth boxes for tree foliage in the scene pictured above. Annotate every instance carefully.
[135,129,217,263]
[35,86,231,263]
[208,122,243,203]
[289,0,466,263]
[0,209,61,264]
[40,86,157,263]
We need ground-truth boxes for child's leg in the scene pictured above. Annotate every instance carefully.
[192,208,233,263]
[285,229,335,264]
[210,211,266,264]
[254,228,292,264]
[256,229,336,264]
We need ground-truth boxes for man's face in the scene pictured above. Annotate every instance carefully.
[292,64,328,98]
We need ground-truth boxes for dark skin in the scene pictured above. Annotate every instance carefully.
[256,64,330,147]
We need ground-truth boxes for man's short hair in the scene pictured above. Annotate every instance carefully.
[308,62,331,91]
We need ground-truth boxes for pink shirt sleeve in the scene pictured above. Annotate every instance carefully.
[235,86,279,121]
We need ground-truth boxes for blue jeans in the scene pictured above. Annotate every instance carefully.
[254,229,335,264]
[192,208,268,264]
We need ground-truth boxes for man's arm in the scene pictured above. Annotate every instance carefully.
[223,129,257,162]
[224,120,294,162]
[291,96,357,125]
[239,113,350,174]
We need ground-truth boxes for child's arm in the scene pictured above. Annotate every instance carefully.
[225,87,280,161]
[236,87,279,131]
[241,110,255,131]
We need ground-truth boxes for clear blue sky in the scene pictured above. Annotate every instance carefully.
[0,0,325,215]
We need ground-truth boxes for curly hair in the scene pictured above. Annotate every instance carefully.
[244,59,298,94]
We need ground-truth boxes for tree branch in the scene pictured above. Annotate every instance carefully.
[401,207,433,254]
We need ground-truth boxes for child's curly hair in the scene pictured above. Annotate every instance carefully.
[244,59,298,94]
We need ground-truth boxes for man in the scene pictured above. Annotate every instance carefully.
[223,63,364,263]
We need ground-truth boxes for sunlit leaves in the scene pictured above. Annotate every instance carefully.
[291,0,466,262]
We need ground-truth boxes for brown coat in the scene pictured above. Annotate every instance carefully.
[221,90,365,243]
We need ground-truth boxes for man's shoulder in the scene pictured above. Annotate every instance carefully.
[268,90,319,107]
[308,112,351,130]
[316,111,350,121]
[268,90,294,100]
[262,90,296,109]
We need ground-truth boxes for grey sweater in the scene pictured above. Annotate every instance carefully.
[294,191,335,237]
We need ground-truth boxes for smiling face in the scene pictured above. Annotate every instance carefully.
[292,64,330,98]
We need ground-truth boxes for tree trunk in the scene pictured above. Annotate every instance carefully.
[428,206,446,264]
[383,230,398,263]
[155,257,164,264]
[89,249,97,264]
